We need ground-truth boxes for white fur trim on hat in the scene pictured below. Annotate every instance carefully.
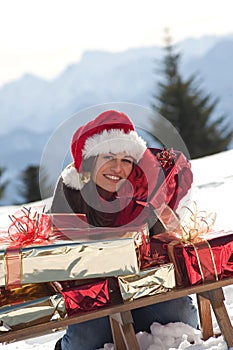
[62,165,85,190]
[82,129,147,161]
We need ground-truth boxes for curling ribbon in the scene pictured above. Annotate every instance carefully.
[3,207,51,289]
[155,201,218,285]
[8,206,51,244]
[179,201,218,283]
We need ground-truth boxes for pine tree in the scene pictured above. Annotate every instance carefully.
[17,165,52,204]
[152,32,233,159]
[0,167,8,200]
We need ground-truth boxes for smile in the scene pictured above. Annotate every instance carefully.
[104,174,121,181]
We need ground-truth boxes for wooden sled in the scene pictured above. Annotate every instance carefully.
[0,277,233,349]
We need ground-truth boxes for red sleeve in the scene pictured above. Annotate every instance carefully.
[119,148,193,211]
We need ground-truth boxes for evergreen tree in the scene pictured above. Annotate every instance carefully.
[152,32,233,159]
[0,167,8,200]
[18,165,52,204]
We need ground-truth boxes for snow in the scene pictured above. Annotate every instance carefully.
[0,150,233,350]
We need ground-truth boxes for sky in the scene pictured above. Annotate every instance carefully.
[1,0,233,87]
[0,149,233,349]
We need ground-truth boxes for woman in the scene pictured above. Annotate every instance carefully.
[51,110,198,350]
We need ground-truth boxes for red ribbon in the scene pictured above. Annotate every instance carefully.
[8,207,51,244]
[2,207,52,289]
[156,148,176,168]
[5,247,22,289]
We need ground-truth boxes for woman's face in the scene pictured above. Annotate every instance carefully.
[92,152,134,192]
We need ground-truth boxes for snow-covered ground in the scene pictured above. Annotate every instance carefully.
[0,149,233,350]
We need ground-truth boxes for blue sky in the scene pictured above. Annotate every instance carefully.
[0,0,233,86]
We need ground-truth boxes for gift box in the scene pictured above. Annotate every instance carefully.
[118,263,175,301]
[0,278,122,332]
[0,293,65,332]
[0,237,141,287]
[55,277,122,316]
[0,282,57,308]
[150,230,233,287]
[0,208,148,288]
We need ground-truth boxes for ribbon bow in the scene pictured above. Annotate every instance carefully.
[0,207,52,289]
[178,201,216,243]
[156,148,176,169]
[155,201,218,285]
[156,201,216,244]
[8,206,51,244]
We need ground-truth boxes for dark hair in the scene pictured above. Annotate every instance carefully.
[82,156,96,172]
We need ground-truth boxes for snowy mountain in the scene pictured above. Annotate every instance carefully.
[1,33,233,205]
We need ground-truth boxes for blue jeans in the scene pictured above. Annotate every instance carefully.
[61,296,198,350]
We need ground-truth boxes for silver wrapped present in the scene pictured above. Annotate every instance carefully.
[0,294,65,331]
[0,236,140,287]
[118,263,175,301]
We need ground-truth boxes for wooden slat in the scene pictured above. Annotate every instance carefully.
[0,277,233,345]
[110,311,140,350]
[110,317,127,350]
[196,294,213,340]
[121,323,140,350]
[201,288,233,348]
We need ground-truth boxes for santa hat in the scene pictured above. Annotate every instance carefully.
[62,110,147,190]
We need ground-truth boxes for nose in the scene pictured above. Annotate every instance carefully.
[110,159,122,172]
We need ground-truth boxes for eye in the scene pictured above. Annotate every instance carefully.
[122,158,133,165]
[103,155,114,161]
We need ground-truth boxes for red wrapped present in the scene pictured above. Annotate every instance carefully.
[151,230,233,287]
[150,202,233,287]
[61,280,110,316]
[54,277,122,316]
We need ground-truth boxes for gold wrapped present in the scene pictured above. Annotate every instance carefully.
[0,282,56,307]
[118,263,175,301]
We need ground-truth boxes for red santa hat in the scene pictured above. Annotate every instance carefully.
[62,110,147,190]
[71,110,147,171]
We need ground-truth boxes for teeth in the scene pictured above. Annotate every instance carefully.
[105,175,120,180]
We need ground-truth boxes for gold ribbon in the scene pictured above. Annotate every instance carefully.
[155,201,219,285]
[179,201,216,242]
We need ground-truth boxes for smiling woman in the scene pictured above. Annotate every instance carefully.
[92,153,134,193]
[50,109,148,224]
[50,109,198,350]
